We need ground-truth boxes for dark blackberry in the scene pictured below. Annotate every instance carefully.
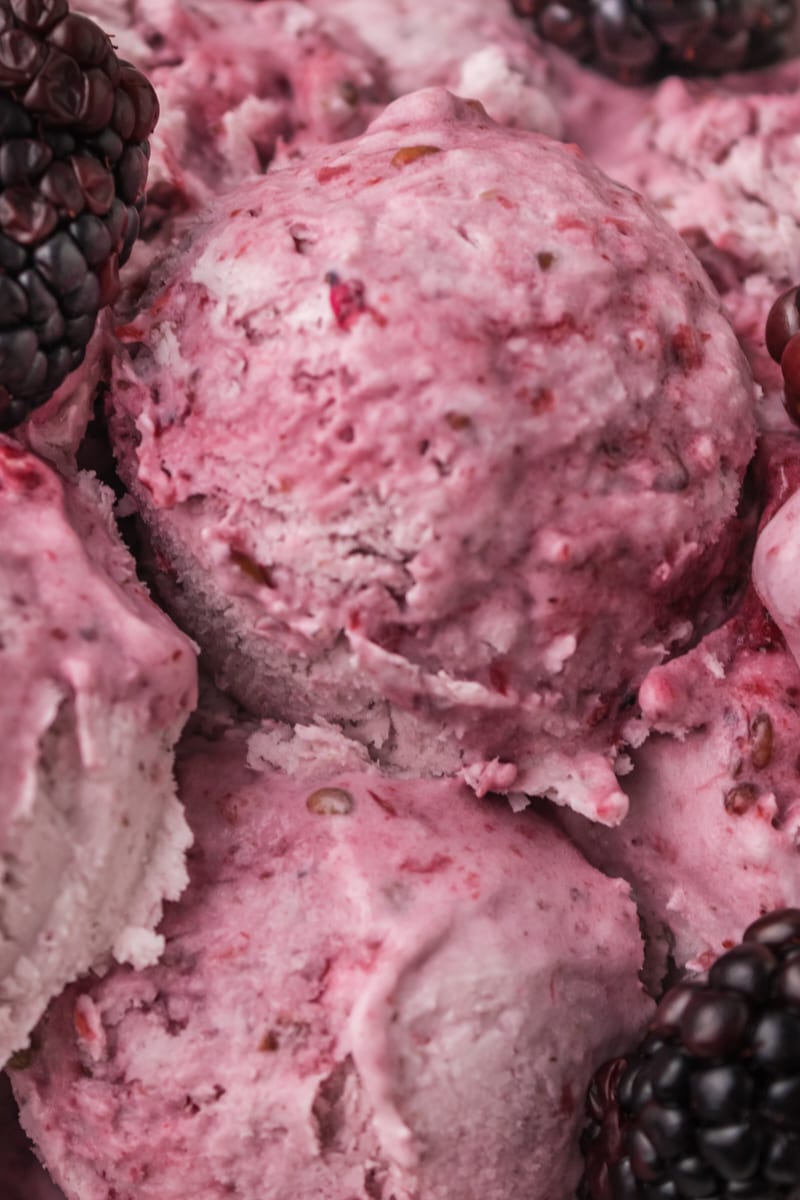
[511,0,796,82]
[0,0,158,432]
[580,909,800,1200]
[765,286,800,427]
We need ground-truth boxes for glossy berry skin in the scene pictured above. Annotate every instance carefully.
[0,0,158,431]
[580,909,800,1200]
[510,0,796,83]
[765,287,800,428]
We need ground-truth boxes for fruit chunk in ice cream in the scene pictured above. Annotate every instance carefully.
[108,86,756,822]
[0,436,196,1062]
[12,725,652,1200]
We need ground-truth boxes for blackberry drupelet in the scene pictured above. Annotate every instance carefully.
[580,909,800,1200]
[0,0,158,431]
[510,0,796,82]
[766,286,800,427]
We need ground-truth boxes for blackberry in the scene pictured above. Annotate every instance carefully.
[580,909,800,1200]
[766,286,800,428]
[510,0,796,82]
[0,0,158,432]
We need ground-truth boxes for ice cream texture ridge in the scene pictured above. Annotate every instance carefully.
[7,0,800,1197]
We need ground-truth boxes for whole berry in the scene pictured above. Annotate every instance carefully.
[766,286,800,427]
[0,0,158,432]
[510,0,796,83]
[580,909,800,1200]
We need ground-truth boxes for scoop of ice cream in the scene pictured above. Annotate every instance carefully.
[77,0,387,274]
[0,1074,62,1200]
[562,616,800,982]
[13,726,651,1200]
[303,0,562,135]
[0,438,197,1061]
[561,435,800,980]
[562,62,800,430]
[108,87,756,820]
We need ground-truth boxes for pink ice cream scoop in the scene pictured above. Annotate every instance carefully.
[302,0,562,136]
[564,61,800,430]
[77,0,388,270]
[13,726,652,1200]
[108,87,756,822]
[562,600,800,982]
[561,435,800,980]
[0,437,197,1062]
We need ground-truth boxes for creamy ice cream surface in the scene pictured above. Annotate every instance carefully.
[540,47,800,439]
[561,589,800,980]
[108,87,756,823]
[76,0,389,285]
[6,0,800,1196]
[556,434,800,980]
[0,437,196,1062]
[302,0,562,135]
[12,728,652,1200]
